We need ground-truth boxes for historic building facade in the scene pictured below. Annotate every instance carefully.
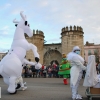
[1,26,99,65]
[84,41,100,63]
[25,26,84,65]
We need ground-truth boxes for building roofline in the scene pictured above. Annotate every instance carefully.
[44,43,61,46]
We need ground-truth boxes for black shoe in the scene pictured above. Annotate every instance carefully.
[16,84,21,89]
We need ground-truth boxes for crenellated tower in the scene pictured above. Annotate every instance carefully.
[61,26,84,57]
[26,29,45,64]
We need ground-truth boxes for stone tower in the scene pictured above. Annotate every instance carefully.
[61,26,84,57]
[26,30,45,64]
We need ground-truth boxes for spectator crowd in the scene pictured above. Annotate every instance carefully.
[22,63,60,78]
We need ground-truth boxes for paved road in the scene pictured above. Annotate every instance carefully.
[0,78,100,100]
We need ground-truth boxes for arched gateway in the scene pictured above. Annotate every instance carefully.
[43,49,62,66]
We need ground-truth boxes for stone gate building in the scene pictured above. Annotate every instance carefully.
[26,26,84,66]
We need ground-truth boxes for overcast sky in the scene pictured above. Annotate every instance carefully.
[0,0,100,52]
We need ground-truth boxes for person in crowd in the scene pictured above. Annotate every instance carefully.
[83,55,100,88]
[47,65,52,78]
[96,62,99,74]
[30,65,37,78]
[42,65,47,78]
[36,69,41,78]
[58,54,71,85]
[98,62,100,74]
[23,64,29,78]
[55,64,59,78]
[82,61,87,78]
[28,68,32,77]
[67,46,86,100]
[41,64,45,77]
[52,62,57,78]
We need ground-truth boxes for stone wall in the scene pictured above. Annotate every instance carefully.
[61,26,84,57]
[26,26,84,65]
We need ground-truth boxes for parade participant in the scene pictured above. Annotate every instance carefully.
[67,46,86,100]
[83,55,100,88]
[16,58,42,90]
[1,57,42,92]
[15,76,27,91]
[0,11,40,94]
[58,54,71,85]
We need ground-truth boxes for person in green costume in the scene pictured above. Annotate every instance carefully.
[58,54,71,85]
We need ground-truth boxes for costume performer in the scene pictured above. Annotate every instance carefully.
[0,11,41,94]
[58,54,71,85]
[67,46,86,100]
[83,55,100,88]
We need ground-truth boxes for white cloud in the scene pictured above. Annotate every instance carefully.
[5,3,11,8]
[1,26,9,31]
[0,41,9,45]
[40,0,49,7]
[0,3,11,10]
[92,27,100,32]
[0,26,10,35]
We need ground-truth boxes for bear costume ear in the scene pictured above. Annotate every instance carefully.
[25,21,27,25]
[15,24,18,27]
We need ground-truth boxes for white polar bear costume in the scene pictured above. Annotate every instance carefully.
[0,11,41,94]
[83,55,100,88]
[67,46,86,100]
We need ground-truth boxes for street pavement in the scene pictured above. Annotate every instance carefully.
[0,78,100,100]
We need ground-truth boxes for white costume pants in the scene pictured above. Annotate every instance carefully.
[70,71,82,99]
[15,76,24,87]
